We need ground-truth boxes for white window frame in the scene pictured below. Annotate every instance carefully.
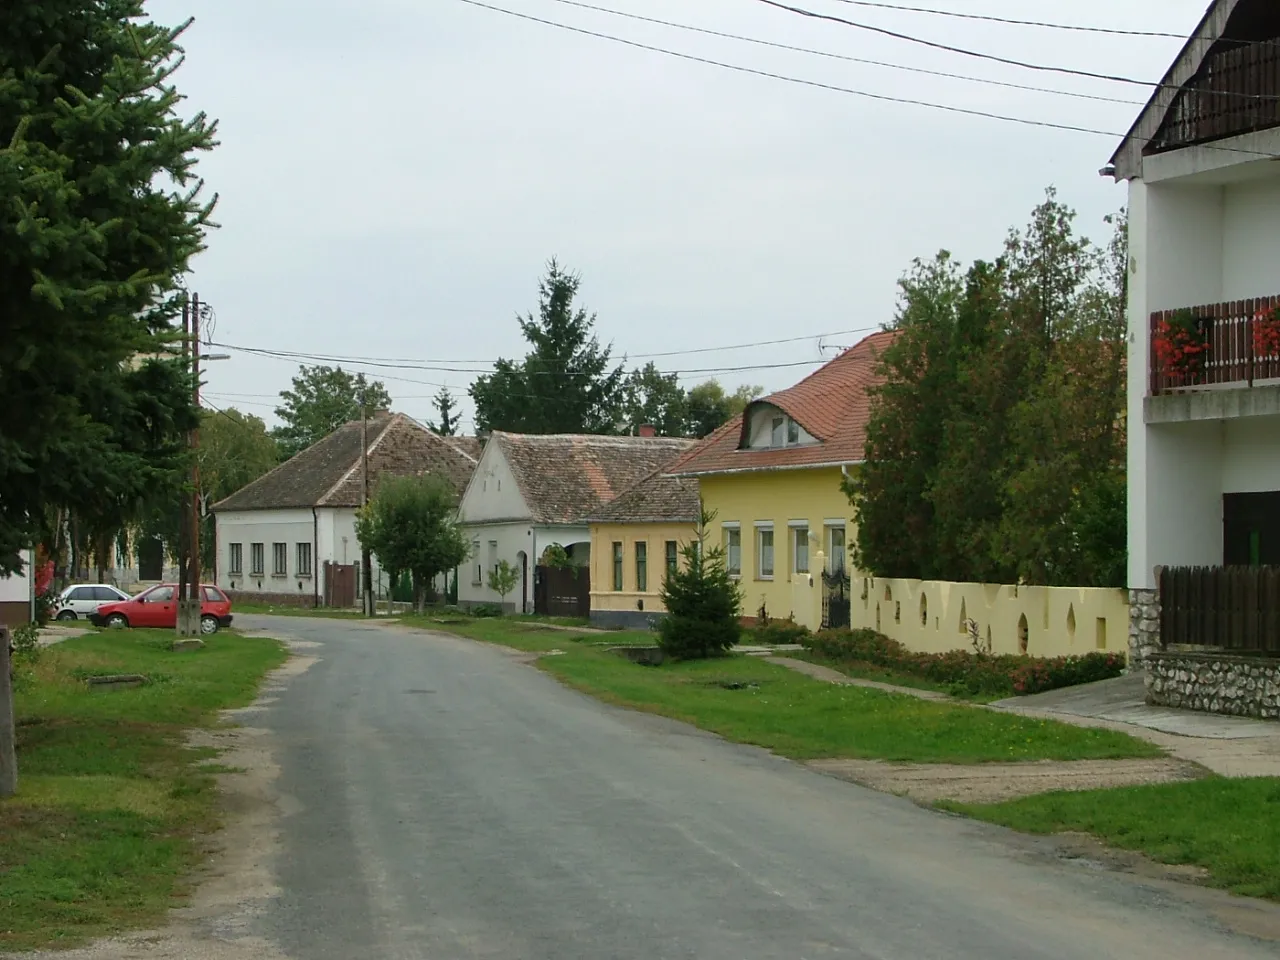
[472,540,482,585]
[272,542,288,577]
[296,542,313,578]
[789,521,810,575]
[250,542,265,577]
[723,523,742,578]
[228,542,243,575]
[755,523,774,580]
[824,520,847,573]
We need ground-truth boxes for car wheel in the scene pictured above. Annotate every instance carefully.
[199,614,219,636]
[106,613,129,629]
[55,610,77,621]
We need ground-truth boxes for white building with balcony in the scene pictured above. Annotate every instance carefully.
[1110,0,1280,662]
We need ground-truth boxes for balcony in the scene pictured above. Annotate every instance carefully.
[1149,40,1280,154]
[1146,297,1280,424]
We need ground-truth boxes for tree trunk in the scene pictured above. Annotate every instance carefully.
[414,576,425,616]
[0,626,17,798]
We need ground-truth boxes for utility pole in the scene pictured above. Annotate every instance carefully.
[176,298,190,627]
[361,402,374,617]
[190,292,203,622]
[1,626,16,798]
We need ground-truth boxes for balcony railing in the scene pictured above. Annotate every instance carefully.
[1149,296,1280,395]
[1150,41,1280,153]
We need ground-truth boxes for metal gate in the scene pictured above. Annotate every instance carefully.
[821,569,851,630]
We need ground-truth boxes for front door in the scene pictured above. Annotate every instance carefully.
[1224,492,1280,566]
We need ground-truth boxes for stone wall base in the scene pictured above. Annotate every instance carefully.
[226,590,318,609]
[1146,651,1280,720]
[1128,587,1160,668]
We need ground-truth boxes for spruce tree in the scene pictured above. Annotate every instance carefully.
[0,1,218,575]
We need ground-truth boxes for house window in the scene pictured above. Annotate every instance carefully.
[827,524,847,573]
[250,543,265,576]
[665,541,678,579]
[488,541,498,580]
[724,525,741,577]
[272,542,287,576]
[756,526,774,580]
[472,540,482,584]
[787,419,800,445]
[771,416,785,447]
[228,543,243,575]
[612,542,624,591]
[635,541,648,593]
[296,543,313,578]
[792,525,809,575]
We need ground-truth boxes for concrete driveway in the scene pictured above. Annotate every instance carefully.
[100,614,1280,959]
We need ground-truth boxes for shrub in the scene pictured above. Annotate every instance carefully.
[470,603,504,618]
[658,514,742,660]
[803,628,1125,697]
[746,618,810,646]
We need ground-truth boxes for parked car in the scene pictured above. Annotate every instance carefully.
[53,583,131,620]
[89,583,234,635]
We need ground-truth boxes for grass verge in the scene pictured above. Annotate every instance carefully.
[230,602,368,619]
[1,629,287,951]
[420,618,1156,764]
[790,653,1004,703]
[401,615,647,653]
[941,777,1280,900]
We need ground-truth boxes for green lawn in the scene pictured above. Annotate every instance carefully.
[419,618,1156,764]
[403,615,649,653]
[231,602,368,619]
[1,629,287,951]
[944,777,1280,900]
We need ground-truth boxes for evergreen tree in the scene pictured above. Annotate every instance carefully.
[273,365,392,459]
[470,261,626,434]
[658,512,742,660]
[0,2,218,575]
[432,387,459,436]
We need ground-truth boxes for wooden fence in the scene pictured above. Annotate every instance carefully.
[1160,566,1280,654]
[534,565,590,619]
[1153,40,1280,151]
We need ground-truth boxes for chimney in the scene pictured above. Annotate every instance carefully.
[638,424,657,438]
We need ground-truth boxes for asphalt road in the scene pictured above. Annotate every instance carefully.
[240,615,1280,960]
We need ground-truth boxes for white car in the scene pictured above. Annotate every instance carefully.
[54,583,132,620]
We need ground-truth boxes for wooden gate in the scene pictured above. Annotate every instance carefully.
[1160,566,1280,654]
[324,562,357,609]
[533,565,590,618]
[821,569,851,630]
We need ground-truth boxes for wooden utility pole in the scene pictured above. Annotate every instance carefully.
[361,403,374,617]
[191,292,203,612]
[0,626,16,798]
[177,298,190,621]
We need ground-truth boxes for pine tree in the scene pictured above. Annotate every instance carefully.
[658,513,743,660]
[470,261,626,434]
[432,387,459,436]
[0,2,218,575]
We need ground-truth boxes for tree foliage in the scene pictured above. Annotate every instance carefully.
[848,190,1127,588]
[622,363,687,437]
[431,387,459,437]
[685,380,763,438]
[0,3,218,576]
[356,474,470,613]
[658,513,743,660]
[471,260,627,435]
[487,559,520,606]
[273,365,392,459]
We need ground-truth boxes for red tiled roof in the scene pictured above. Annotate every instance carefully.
[666,330,896,477]
[494,433,696,524]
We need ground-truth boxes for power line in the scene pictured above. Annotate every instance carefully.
[824,0,1184,39]
[452,0,1280,161]
[540,0,1144,106]
[753,0,1280,102]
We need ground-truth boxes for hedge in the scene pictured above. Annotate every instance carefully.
[802,628,1126,697]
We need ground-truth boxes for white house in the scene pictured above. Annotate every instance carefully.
[0,549,34,629]
[213,413,479,607]
[457,431,694,612]
[1109,0,1280,661]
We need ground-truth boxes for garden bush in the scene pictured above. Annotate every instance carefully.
[803,629,1126,697]
[745,618,811,646]
[469,603,504,618]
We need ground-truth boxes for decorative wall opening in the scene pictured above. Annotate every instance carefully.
[1066,604,1077,640]
[1096,617,1107,650]
[1018,614,1030,654]
[958,598,968,634]
[919,593,928,626]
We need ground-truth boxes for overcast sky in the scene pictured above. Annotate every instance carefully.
[149,0,1210,433]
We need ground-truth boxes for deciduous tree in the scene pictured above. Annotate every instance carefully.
[273,366,392,459]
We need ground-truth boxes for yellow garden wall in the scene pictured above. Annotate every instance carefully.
[699,467,853,630]
[588,521,697,626]
[843,574,1129,660]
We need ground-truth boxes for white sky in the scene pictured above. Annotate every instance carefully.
[149,0,1212,433]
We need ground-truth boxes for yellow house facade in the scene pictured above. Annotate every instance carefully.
[587,471,700,629]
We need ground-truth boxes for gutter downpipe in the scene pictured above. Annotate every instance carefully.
[312,507,320,609]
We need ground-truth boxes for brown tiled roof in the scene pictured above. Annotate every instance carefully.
[213,414,478,511]
[494,433,696,524]
[667,330,897,477]
[588,469,700,524]
[444,436,484,461]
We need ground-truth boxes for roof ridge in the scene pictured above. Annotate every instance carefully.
[210,417,364,511]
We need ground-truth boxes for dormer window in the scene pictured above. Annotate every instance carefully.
[748,405,815,450]
[771,417,785,447]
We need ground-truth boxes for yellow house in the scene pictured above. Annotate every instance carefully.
[587,469,700,629]
[666,332,895,629]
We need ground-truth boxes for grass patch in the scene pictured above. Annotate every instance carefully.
[230,603,368,619]
[943,777,1280,900]
[0,629,286,951]
[404,614,650,653]
[793,653,1002,703]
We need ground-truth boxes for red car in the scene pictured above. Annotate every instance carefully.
[90,583,234,635]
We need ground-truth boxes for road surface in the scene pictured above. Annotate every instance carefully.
[231,615,1279,959]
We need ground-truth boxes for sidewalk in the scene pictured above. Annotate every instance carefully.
[768,657,1280,778]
